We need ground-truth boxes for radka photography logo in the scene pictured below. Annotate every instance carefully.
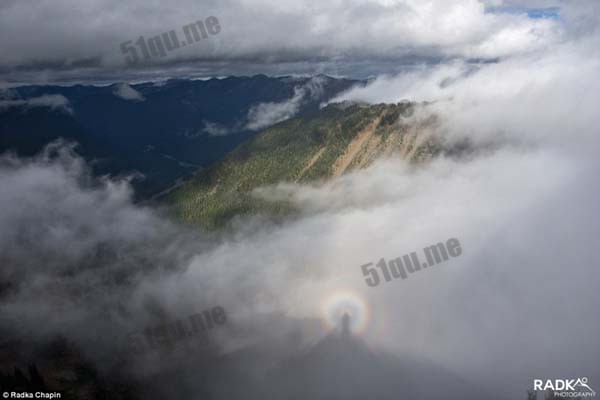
[534,377,596,398]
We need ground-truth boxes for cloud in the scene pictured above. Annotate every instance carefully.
[0,142,235,375]
[0,0,578,82]
[2,25,600,394]
[113,83,145,101]
[246,21,600,398]
[0,141,323,360]
[202,120,232,136]
[245,76,327,130]
[0,94,72,113]
[332,32,600,150]
[245,89,305,131]
[251,148,599,399]
[1,2,599,398]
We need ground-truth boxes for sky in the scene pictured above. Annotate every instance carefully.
[0,0,586,83]
[1,1,600,399]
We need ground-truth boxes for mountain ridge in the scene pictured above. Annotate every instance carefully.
[169,101,443,228]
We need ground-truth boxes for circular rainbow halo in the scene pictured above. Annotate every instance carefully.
[321,289,370,335]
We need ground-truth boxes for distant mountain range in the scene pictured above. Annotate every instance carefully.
[0,75,360,197]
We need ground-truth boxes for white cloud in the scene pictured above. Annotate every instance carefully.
[243,22,600,397]
[245,76,327,130]
[245,89,305,131]
[332,33,600,150]
[0,94,72,113]
[113,83,145,101]
[202,120,232,136]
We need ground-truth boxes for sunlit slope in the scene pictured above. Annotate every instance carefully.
[170,102,441,227]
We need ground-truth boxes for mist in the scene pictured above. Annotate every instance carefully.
[2,3,600,398]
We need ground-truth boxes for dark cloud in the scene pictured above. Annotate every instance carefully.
[0,0,575,83]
